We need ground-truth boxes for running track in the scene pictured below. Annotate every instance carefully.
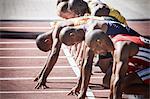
[0,21,149,99]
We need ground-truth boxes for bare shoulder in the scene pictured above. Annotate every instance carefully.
[91,3,109,16]
[114,41,139,58]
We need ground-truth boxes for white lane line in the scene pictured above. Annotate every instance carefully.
[0,42,35,44]
[0,90,109,94]
[0,66,71,69]
[0,77,77,80]
[0,48,38,50]
[0,56,66,59]
[0,27,51,30]
[62,44,95,99]
[92,90,109,93]
[0,48,63,50]
[0,90,70,94]
[62,45,80,77]
[0,76,102,80]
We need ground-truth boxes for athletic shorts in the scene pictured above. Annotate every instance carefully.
[136,67,150,84]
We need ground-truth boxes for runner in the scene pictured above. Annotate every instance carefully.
[57,0,90,19]
[34,16,142,89]
[57,0,127,25]
[34,16,102,88]
[59,17,141,68]
[56,0,128,64]
[59,19,149,98]
[82,30,150,99]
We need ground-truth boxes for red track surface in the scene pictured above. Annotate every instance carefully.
[0,21,149,99]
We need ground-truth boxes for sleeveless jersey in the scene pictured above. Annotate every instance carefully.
[87,0,127,25]
[112,34,150,73]
[67,17,141,37]
[136,67,150,84]
[105,21,141,36]
[109,8,127,25]
[50,16,140,38]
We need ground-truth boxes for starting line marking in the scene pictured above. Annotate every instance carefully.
[0,90,70,94]
[62,44,95,99]
[0,90,109,94]
[0,76,103,81]
[0,56,67,59]
[0,42,35,44]
[0,66,71,69]
[0,48,64,50]
[0,27,51,30]
[0,48,38,50]
[0,77,77,80]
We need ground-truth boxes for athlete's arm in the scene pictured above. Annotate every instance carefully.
[78,47,95,98]
[110,41,138,99]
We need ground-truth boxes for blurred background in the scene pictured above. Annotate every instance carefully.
[0,0,150,38]
[0,0,150,20]
[0,1,149,99]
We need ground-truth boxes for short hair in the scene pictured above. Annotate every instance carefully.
[59,27,77,46]
[91,4,109,16]
[36,32,53,52]
[68,0,90,16]
[57,2,69,15]
[85,29,114,52]
[57,0,69,5]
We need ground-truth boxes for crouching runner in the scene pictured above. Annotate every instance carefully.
[85,30,150,99]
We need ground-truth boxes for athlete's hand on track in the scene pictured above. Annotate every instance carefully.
[35,78,49,89]
[34,76,39,82]
[67,86,80,96]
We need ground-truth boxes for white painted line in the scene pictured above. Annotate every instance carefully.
[0,56,66,59]
[0,27,51,30]
[0,66,71,69]
[0,90,70,94]
[0,76,102,81]
[92,90,110,93]
[62,46,80,77]
[0,42,35,44]
[0,48,38,50]
[0,90,109,94]
[0,47,63,50]
[62,44,95,99]
[0,77,76,80]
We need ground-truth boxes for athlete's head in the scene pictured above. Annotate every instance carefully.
[57,0,69,5]
[57,0,90,19]
[91,3,109,16]
[59,26,85,46]
[85,29,114,54]
[36,31,53,52]
[57,2,78,19]
[68,0,90,16]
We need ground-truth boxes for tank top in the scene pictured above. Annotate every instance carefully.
[105,21,141,36]
[112,34,150,72]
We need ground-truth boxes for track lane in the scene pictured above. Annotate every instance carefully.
[0,38,102,99]
[1,20,149,99]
